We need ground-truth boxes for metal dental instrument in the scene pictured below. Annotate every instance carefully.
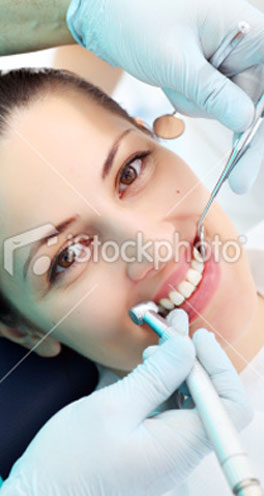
[129,301,264,496]
[209,21,250,68]
[197,91,264,258]
[197,20,264,259]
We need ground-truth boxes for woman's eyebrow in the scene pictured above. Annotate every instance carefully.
[101,128,134,179]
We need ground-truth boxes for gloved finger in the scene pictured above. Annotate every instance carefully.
[144,310,191,406]
[193,55,256,132]
[162,88,210,119]
[231,65,264,105]
[113,332,195,426]
[192,329,253,428]
[142,345,158,361]
[228,116,264,194]
[165,308,189,335]
[166,43,256,132]
[156,309,190,345]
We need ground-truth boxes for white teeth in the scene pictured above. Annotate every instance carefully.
[191,259,204,274]
[177,280,196,298]
[158,247,205,313]
[159,297,174,310]
[193,246,204,263]
[186,268,202,286]
[168,290,185,306]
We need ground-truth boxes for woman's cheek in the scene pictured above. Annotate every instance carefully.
[189,246,257,347]
[150,148,207,213]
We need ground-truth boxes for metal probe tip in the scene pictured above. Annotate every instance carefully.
[195,225,207,261]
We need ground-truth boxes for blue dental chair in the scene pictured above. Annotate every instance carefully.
[0,338,98,480]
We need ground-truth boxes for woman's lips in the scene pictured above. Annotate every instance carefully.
[152,246,221,323]
[181,254,221,322]
[152,249,190,302]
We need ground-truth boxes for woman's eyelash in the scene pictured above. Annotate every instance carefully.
[117,151,151,197]
[48,237,92,284]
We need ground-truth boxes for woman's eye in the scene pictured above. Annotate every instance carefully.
[49,237,91,283]
[118,151,150,197]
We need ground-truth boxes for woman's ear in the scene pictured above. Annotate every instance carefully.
[134,116,148,129]
[0,320,61,357]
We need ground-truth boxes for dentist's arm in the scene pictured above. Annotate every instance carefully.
[0,0,75,55]
[1,321,252,496]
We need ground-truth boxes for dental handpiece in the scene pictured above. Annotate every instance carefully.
[129,301,264,496]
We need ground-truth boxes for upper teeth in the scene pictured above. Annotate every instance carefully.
[193,246,204,263]
[191,260,204,273]
[158,247,204,311]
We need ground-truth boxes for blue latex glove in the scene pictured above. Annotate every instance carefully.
[66,0,264,193]
[1,311,252,496]
[229,85,264,194]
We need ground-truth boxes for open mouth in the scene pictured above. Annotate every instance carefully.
[154,245,205,318]
[131,230,220,326]
[151,230,221,324]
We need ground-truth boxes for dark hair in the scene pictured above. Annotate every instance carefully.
[0,67,148,136]
[0,67,152,327]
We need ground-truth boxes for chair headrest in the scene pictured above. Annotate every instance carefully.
[0,338,98,479]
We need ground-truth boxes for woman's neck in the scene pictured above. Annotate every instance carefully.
[225,292,264,373]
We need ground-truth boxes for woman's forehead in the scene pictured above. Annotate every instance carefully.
[0,93,139,253]
[6,91,131,144]
[0,92,133,187]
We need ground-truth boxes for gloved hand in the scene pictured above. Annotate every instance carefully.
[1,310,252,496]
[66,0,264,193]
[229,99,264,194]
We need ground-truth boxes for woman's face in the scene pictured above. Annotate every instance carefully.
[0,90,257,372]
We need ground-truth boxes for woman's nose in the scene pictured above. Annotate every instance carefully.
[127,259,156,283]
[124,233,163,283]
[108,226,157,282]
